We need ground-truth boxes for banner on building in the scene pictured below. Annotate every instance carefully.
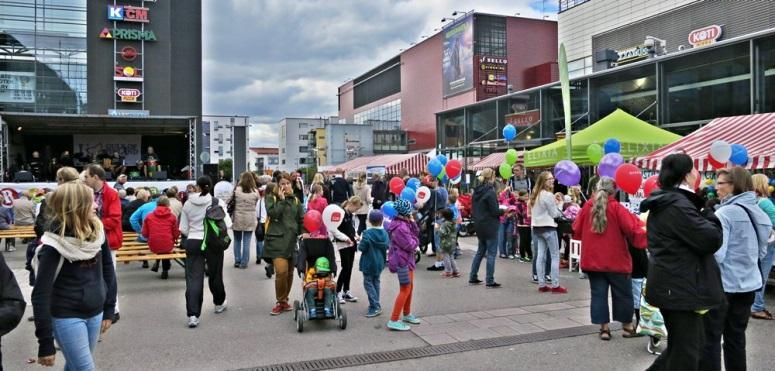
[442,14,474,97]
[73,134,142,164]
[0,71,36,103]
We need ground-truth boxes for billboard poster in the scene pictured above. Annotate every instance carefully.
[0,71,36,103]
[442,15,474,97]
[73,134,142,164]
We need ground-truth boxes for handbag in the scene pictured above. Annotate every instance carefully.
[636,279,667,339]
[255,199,265,242]
[226,188,236,217]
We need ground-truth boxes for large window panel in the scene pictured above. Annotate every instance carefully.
[468,101,497,143]
[758,36,775,113]
[503,92,541,142]
[543,79,589,137]
[592,65,656,124]
[439,110,465,148]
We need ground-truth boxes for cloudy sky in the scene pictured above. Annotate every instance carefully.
[202,0,559,147]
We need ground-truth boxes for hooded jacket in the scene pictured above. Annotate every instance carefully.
[179,193,232,241]
[0,252,25,338]
[141,206,180,254]
[130,200,157,233]
[122,198,146,231]
[263,193,303,259]
[714,191,772,293]
[99,185,123,250]
[387,217,418,273]
[358,226,389,276]
[639,188,724,311]
[472,183,501,239]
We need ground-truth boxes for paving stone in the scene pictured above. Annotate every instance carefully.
[447,312,477,321]
[410,323,457,336]
[521,302,576,313]
[509,313,554,324]
[507,323,544,334]
[567,316,594,326]
[568,299,592,308]
[423,314,454,325]
[448,328,500,342]
[468,311,495,319]
[419,333,458,345]
[485,307,531,317]
[491,326,522,337]
[468,317,519,329]
[533,318,582,331]
[546,307,590,318]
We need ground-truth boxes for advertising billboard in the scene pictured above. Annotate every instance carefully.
[442,15,474,97]
[0,71,35,103]
[475,55,508,100]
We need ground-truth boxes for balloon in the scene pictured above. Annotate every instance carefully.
[427,158,443,177]
[705,178,713,185]
[322,204,345,231]
[554,160,581,186]
[729,144,748,165]
[400,187,416,203]
[586,144,604,164]
[389,176,405,195]
[709,140,731,163]
[769,185,775,194]
[437,167,446,180]
[643,175,659,197]
[499,162,512,179]
[604,138,621,154]
[502,124,517,141]
[303,210,322,233]
[708,155,725,169]
[436,154,448,166]
[445,159,462,179]
[615,164,643,195]
[770,179,775,187]
[439,174,449,184]
[450,175,461,185]
[381,201,397,219]
[416,186,431,205]
[505,149,519,166]
[406,177,421,191]
[598,153,624,178]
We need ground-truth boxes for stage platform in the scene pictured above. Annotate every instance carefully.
[0,180,193,193]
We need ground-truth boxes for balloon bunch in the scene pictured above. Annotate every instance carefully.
[427,154,463,185]
[590,137,644,195]
[586,137,620,166]
[709,141,749,168]
[304,205,348,233]
[497,149,520,180]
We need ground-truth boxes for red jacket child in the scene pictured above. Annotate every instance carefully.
[141,205,180,254]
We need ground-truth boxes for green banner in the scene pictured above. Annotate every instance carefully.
[558,44,571,160]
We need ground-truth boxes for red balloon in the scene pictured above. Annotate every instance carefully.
[643,175,660,197]
[445,160,462,179]
[389,176,405,195]
[614,164,643,195]
[708,155,725,169]
[303,210,323,233]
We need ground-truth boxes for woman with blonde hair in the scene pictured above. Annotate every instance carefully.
[469,168,503,288]
[232,172,260,269]
[331,196,364,303]
[751,174,775,320]
[530,171,566,293]
[31,182,117,369]
[354,173,372,235]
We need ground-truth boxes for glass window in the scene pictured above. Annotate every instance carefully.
[468,101,497,143]
[592,65,656,124]
[559,0,590,12]
[354,99,401,127]
[298,146,308,153]
[503,92,541,141]
[665,42,750,124]
[543,79,589,139]
[758,36,775,113]
[299,134,308,141]
[438,110,464,148]
[474,15,507,57]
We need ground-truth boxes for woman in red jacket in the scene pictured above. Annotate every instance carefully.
[141,196,180,279]
[573,176,647,340]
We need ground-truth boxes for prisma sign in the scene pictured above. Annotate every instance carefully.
[108,5,149,23]
[99,27,157,41]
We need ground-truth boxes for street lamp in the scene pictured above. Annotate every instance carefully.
[451,11,467,16]
[440,17,454,23]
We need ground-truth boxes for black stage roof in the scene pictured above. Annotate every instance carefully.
[0,112,196,135]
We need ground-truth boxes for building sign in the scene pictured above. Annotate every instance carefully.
[120,46,138,61]
[614,45,649,66]
[688,25,723,47]
[475,55,508,100]
[114,66,143,82]
[442,14,474,97]
[99,27,157,41]
[0,71,35,103]
[73,134,142,164]
[108,5,150,23]
[505,109,540,128]
[108,109,150,117]
[116,88,142,102]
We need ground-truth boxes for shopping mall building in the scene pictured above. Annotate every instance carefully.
[0,0,204,182]
[436,0,775,161]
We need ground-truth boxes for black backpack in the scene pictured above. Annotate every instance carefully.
[201,197,231,251]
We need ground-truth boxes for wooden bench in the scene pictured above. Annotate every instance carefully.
[0,225,36,239]
[115,248,186,267]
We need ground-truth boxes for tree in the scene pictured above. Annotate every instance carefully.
[218,159,232,181]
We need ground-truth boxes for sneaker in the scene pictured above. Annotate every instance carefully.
[309,308,317,318]
[402,314,421,324]
[387,320,411,331]
[160,271,169,279]
[508,255,515,259]
[270,303,284,315]
[281,302,293,311]
[531,275,539,284]
[265,264,274,278]
[524,257,532,262]
[486,282,502,289]
[545,275,552,283]
[343,291,358,302]
[365,308,381,318]
[112,312,120,324]
[551,286,568,294]
[375,306,383,316]
[214,300,228,313]
[337,292,345,304]
[4,247,16,252]
[499,255,508,259]
[538,286,551,293]
[142,261,149,268]
[150,262,159,272]
[233,263,240,268]
[427,265,444,271]
[469,278,483,285]
[187,316,200,328]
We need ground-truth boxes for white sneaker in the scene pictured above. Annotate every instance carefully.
[337,292,345,304]
[215,300,228,314]
[187,316,199,328]
[343,291,358,302]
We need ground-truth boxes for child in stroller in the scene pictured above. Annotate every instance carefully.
[294,236,347,331]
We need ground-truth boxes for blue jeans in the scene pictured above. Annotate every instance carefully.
[532,229,551,277]
[233,230,252,267]
[52,313,103,371]
[535,227,560,288]
[587,272,633,324]
[632,278,644,309]
[433,217,442,253]
[255,239,264,263]
[498,220,513,257]
[752,243,775,312]
[363,274,381,312]
[469,236,497,284]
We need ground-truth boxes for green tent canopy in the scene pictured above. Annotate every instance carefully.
[524,109,682,168]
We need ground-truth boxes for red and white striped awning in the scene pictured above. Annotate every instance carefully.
[634,112,775,171]
[471,151,524,171]
[327,153,429,176]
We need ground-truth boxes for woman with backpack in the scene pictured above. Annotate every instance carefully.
[179,176,232,328]
[231,172,260,269]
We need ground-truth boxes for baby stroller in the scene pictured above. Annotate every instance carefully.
[293,237,347,332]
[457,193,476,237]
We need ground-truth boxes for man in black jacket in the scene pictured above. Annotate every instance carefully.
[329,169,352,205]
[469,169,503,288]
[0,252,26,369]
[370,174,387,209]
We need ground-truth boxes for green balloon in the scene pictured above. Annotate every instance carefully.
[437,167,446,180]
[499,162,513,179]
[505,149,518,166]
[587,144,604,164]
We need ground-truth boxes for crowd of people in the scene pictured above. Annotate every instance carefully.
[0,155,774,370]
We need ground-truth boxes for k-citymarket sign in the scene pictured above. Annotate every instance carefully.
[99,27,157,41]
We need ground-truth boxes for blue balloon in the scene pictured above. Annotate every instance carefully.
[406,177,421,191]
[381,201,397,219]
[604,138,621,154]
[400,188,416,203]
[440,175,449,185]
[729,144,748,165]
[502,124,517,141]
[436,154,448,166]
[770,179,775,187]
[427,159,443,177]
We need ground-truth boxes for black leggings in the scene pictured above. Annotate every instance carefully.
[356,214,367,236]
[337,246,356,293]
[518,226,532,259]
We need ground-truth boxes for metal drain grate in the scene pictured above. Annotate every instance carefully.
[233,324,600,371]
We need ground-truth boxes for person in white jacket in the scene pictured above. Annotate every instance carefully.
[179,176,232,328]
[530,171,567,294]
[254,186,267,265]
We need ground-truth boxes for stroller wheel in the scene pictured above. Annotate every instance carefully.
[293,300,300,321]
[415,250,421,264]
[296,311,304,333]
[339,308,347,330]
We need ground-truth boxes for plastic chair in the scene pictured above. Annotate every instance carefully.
[569,239,582,272]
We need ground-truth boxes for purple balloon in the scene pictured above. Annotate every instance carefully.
[554,160,581,186]
[598,153,624,178]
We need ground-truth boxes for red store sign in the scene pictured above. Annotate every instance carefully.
[505,109,540,128]
[688,25,723,47]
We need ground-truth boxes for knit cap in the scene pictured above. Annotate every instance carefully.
[395,199,412,216]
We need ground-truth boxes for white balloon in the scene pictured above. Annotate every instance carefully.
[416,186,431,205]
[709,140,731,163]
[322,204,345,231]
[450,175,461,185]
